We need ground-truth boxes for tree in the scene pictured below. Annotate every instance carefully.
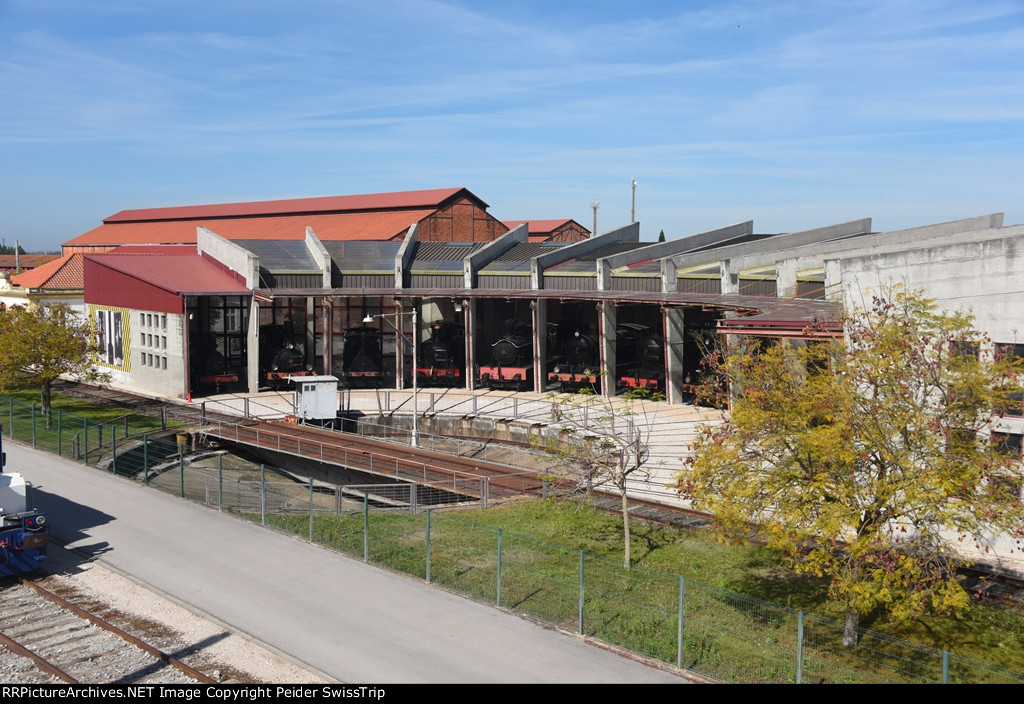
[657,229,666,243]
[0,303,109,416]
[544,387,662,568]
[677,288,1024,645]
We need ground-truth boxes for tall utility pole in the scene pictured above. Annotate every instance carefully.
[631,179,637,223]
[590,200,600,236]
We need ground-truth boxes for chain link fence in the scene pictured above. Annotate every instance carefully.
[4,395,1022,684]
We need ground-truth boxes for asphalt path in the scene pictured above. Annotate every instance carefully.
[6,441,691,684]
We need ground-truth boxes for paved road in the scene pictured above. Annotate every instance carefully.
[7,441,692,684]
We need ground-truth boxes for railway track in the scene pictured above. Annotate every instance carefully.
[203,420,543,501]
[0,577,218,684]
[49,381,1024,599]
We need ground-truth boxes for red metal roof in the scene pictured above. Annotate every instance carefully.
[11,254,84,290]
[85,253,250,295]
[65,209,437,248]
[104,187,473,223]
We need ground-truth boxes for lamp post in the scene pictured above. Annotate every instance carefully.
[364,307,419,447]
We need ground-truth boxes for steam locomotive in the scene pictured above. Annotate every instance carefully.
[548,326,602,393]
[259,324,314,389]
[479,321,534,391]
[0,428,49,577]
[190,333,240,394]
[416,321,466,387]
[616,323,666,392]
[339,326,385,387]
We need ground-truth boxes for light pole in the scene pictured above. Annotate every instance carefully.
[364,307,419,447]
[631,179,637,223]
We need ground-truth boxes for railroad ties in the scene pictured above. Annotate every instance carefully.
[0,578,218,685]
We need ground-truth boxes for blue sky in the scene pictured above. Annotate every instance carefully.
[2,0,1022,252]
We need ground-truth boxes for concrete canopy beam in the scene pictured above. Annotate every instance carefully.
[305,227,332,289]
[395,223,418,290]
[667,218,872,280]
[464,223,528,289]
[197,227,260,289]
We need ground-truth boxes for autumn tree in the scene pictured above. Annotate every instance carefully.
[544,387,661,568]
[0,303,109,416]
[677,288,1024,646]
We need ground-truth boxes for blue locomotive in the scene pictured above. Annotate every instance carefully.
[0,426,50,577]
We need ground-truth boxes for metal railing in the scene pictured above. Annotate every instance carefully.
[6,393,1022,684]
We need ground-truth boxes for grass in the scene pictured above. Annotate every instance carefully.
[251,497,1024,682]
[8,387,1021,682]
[456,498,1024,677]
[1,390,181,465]
[2,388,177,430]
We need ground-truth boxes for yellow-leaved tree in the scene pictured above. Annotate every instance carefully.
[677,288,1024,646]
[0,303,109,418]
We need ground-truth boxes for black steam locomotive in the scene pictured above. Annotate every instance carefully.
[259,324,313,389]
[416,321,466,387]
[190,333,240,394]
[548,326,602,393]
[479,320,534,391]
[339,326,385,387]
[616,322,665,392]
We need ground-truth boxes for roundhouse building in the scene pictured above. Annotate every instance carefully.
[60,189,1023,458]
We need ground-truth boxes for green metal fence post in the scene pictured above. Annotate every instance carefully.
[578,550,585,636]
[8,397,13,438]
[57,411,63,456]
[425,509,432,583]
[496,528,503,607]
[797,610,804,684]
[260,464,266,525]
[142,434,149,483]
[677,576,685,670]
[179,444,185,498]
[363,493,369,561]
[308,477,314,542]
[218,454,223,510]
[31,404,36,447]
[83,418,88,464]
[942,651,950,684]
[112,429,117,474]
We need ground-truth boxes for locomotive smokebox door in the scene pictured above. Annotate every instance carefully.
[293,375,340,421]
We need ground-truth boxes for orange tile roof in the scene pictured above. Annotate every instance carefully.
[104,187,473,223]
[11,254,84,290]
[503,219,574,234]
[64,210,435,248]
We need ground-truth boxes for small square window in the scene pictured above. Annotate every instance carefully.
[950,340,979,359]
[993,432,1022,458]
[162,315,167,329]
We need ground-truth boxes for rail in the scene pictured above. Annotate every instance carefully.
[198,419,543,501]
